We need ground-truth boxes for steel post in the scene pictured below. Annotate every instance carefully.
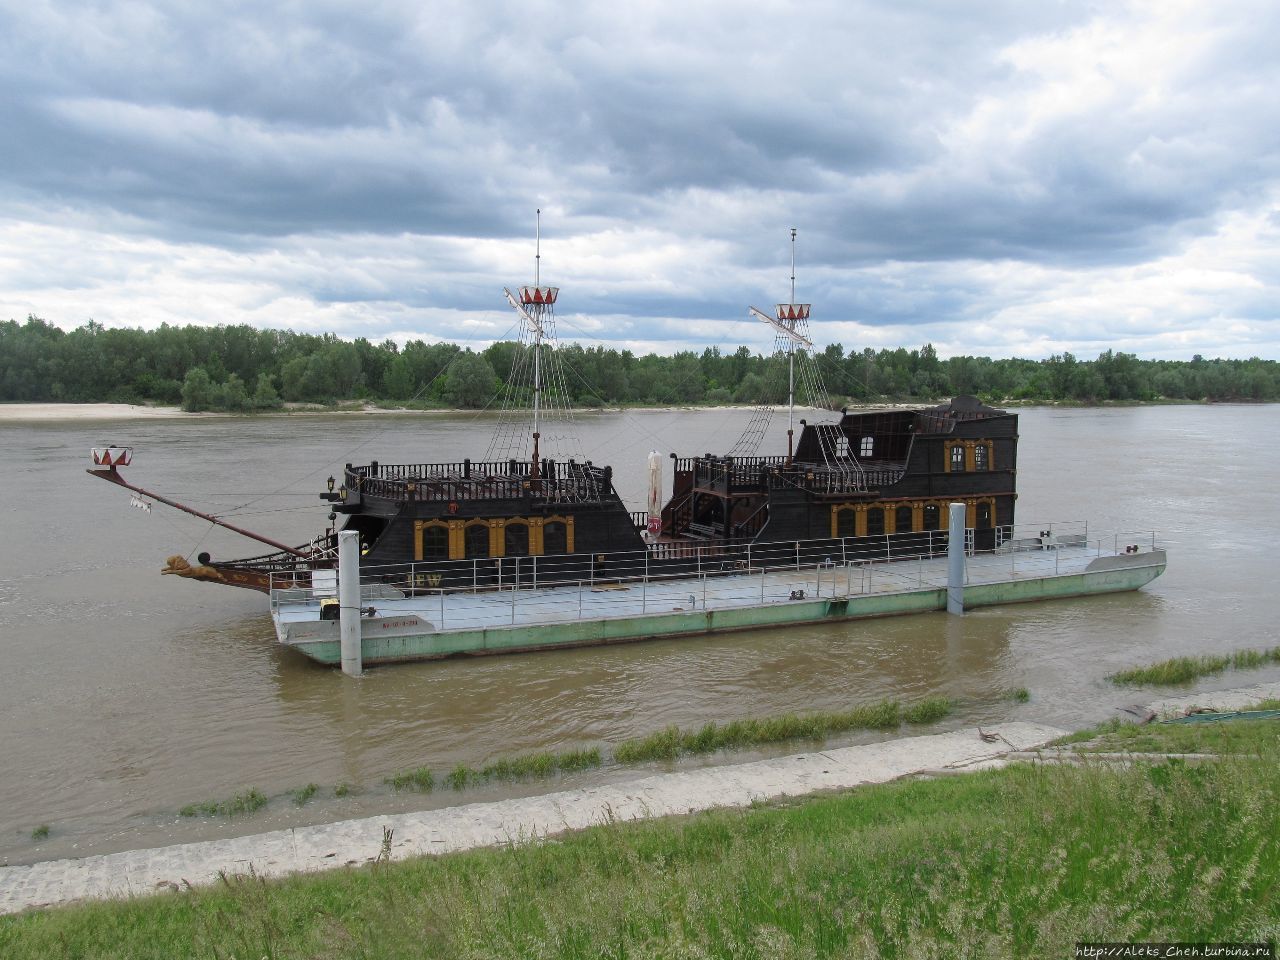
[947,502,966,615]
[338,530,363,677]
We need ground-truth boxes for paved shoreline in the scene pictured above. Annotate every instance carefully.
[0,722,1064,915]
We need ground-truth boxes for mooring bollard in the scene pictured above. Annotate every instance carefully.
[338,530,363,677]
[947,502,966,615]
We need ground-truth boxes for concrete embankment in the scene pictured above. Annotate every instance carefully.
[9,679,1278,917]
[0,722,1064,915]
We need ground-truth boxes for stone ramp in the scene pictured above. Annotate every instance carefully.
[0,722,1065,915]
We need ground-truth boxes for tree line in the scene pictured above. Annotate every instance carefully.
[2,315,1277,412]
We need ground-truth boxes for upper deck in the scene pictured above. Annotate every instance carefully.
[341,458,618,505]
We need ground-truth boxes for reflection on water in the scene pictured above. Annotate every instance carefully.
[2,405,1279,863]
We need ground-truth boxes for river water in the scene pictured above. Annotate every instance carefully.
[1,404,1277,865]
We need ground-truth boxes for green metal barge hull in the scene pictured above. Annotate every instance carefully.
[274,549,1165,667]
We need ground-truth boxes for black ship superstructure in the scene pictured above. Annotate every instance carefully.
[89,228,1018,594]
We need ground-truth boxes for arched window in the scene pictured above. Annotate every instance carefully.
[923,504,941,531]
[866,507,885,537]
[422,525,449,561]
[543,521,568,555]
[504,522,529,557]
[465,523,490,559]
[895,505,913,533]
[860,436,874,457]
[950,445,965,471]
[836,508,856,539]
[976,501,993,528]
[974,444,989,471]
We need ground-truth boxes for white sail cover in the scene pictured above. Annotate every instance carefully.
[646,450,663,534]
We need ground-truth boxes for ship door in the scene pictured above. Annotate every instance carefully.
[974,501,995,552]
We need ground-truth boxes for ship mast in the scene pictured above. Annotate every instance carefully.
[748,228,812,466]
[501,210,559,490]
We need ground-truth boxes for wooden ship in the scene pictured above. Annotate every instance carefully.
[88,228,1018,594]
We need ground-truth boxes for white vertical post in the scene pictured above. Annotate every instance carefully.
[338,530,362,677]
[947,502,965,616]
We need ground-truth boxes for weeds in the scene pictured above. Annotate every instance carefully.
[1109,645,1280,685]
[178,788,268,818]
[30,825,49,841]
[291,783,318,806]
[1007,686,1031,702]
[613,698,950,763]
[385,767,435,793]
[334,782,351,797]
[387,747,605,794]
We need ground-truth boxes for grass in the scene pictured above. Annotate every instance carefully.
[1109,645,1280,685]
[334,782,351,797]
[177,788,268,818]
[1007,686,1031,703]
[291,783,318,806]
[613,698,950,764]
[29,825,49,841]
[4,716,1278,958]
[385,747,605,794]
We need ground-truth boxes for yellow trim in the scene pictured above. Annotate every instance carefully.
[540,515,575,554]
[499,519,531,558]
[413,519,453,562]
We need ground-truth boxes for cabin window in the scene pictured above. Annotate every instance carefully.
[974,444,989,471]
[836,508,856,539]
[923,504,941,531]
[835,434,850,458]
[950,445,965,471]
[422,525,449,561]
[860,436,874,457]
[895,505,913,533]
[464,523,490,559]
[866,507,885,537]
[543,521,568,555]
[504,522,529,557]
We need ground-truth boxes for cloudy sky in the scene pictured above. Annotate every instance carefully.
[2,0,1278,360]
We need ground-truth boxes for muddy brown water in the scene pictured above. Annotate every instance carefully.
[2,405,1277,864]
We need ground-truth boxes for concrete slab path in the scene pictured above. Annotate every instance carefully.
[0,721,1064,916]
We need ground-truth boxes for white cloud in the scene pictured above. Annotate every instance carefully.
[1,0,1278,360]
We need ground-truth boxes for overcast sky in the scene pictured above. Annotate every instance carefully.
[2,0,1278,361]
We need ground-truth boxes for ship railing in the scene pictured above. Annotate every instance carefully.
[322,526,1161,631]
[288,522,1161,603]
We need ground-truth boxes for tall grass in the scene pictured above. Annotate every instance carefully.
[5,717,1277,959]
[613,698,950,763]
[386,747,604,794]
[1109,645,1280,685]
[177,788,268,818]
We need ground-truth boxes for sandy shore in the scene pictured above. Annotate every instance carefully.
[0,403,195,421]
[0,402,838,423]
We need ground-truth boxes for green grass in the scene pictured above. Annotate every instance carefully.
[4,717,1278,958]
[29,825,49,841]
[177,787,268,818]
[384,766,435,793]
[613,698,949,763]
[1109,645,1280,685]
[291,783,318,806]
[333,782,351,797]
[1007,686,1031,703]
[386,747,605,795]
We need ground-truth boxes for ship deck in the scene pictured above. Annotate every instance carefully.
[272,533,1163,639]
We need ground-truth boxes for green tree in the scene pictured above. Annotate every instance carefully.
[442,353,498,408]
